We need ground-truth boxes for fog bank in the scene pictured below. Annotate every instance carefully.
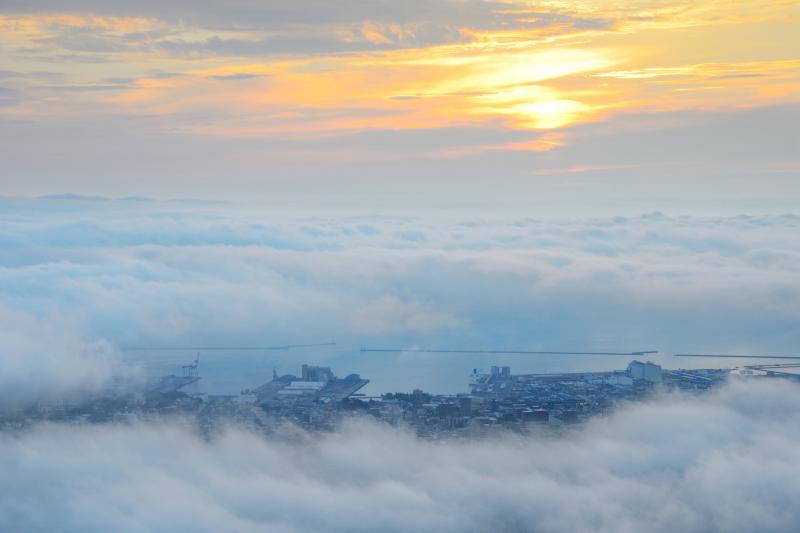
[2,379,799,532]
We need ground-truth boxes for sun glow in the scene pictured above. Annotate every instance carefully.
[1,1,798,149]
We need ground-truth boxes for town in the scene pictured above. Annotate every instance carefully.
[4,357,798,438]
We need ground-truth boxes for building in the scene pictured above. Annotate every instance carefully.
[627,360,663,383]
[251,364,369,405]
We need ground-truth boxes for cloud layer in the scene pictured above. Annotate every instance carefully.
[2,378,800,532]
[0,198,798,395]
[0,304,118,410]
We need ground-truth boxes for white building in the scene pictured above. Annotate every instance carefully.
[627,360,663,383]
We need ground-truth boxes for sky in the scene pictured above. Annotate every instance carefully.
[0,0,798,211]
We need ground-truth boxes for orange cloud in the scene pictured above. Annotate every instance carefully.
[1,1,797,154]
[434,131,568,159]
[0,13,158,33]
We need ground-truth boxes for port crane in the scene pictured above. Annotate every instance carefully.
[181,353,200,378]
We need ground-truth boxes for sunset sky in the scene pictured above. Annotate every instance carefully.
[1,1,798,211]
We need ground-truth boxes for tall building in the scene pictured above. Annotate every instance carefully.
[627,361,663,383]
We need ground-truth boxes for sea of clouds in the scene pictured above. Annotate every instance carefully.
[1,196,799,397]
[2,196,800,531]
[2,378,800,532]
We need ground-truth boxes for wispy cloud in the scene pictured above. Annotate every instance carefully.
[1,2,797,144]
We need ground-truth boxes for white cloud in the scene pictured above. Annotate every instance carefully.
[0,305,118,410]
[1,198,798,531]
[1,378,799,532]
[0,198,799,394]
